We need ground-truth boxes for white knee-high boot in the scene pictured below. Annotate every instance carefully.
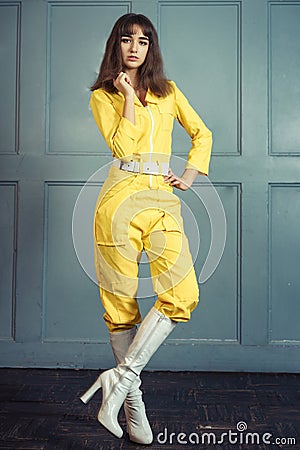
[80,307,176,438]
[110,328,153,444]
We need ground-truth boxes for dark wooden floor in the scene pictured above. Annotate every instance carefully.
[0,369,299,449]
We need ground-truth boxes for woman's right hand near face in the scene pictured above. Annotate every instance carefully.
[113,72,134,98]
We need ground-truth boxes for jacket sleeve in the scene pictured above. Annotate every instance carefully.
[90,89,141,158]
[171,81,213,175]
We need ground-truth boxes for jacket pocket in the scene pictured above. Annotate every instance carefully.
[94,201,127,246]
[157,102,175,131]
[94,167,138,245]
[94,188,136,246]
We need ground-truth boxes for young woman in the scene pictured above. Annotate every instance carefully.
[80,13,212,444]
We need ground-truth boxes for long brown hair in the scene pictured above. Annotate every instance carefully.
[91,13,172,97]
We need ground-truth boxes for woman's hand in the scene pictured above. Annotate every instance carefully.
[164,169,191,191]
[164,168,201,191]
[113,72,134,98]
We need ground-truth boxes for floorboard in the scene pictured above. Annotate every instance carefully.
[0,369,299,449]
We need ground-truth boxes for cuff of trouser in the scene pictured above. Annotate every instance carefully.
[154,299,199,323]
[104,319,141,333]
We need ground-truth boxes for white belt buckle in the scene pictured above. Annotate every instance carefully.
[161,162,169,176]
[143,162,159,175]
[120,161,139,172]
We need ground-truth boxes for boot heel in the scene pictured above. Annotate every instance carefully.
[80,376,102,404]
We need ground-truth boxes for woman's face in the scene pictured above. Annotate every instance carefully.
[120,25,149,71]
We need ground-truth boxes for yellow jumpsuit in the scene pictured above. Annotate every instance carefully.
[90,81,212,332]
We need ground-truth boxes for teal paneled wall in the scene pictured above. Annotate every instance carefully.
[0,0,299,372]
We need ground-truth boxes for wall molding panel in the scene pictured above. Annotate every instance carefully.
[0,2,21,154]
[0,182,18,342]
[268,1,300,155]
[268,183,300,344]
[158,1,242,156]
[42,182,104,343]
[46,1,132,155]
[170,182,241,344]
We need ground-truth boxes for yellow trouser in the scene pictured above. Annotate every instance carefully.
[94,166,199,332]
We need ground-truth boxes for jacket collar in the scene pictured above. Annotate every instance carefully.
[132,89,159,106]
[145,90,158,104]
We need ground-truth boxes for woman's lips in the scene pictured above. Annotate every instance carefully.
[127,56,139,61]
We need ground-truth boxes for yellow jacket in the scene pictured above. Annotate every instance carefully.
[90,81,212,175]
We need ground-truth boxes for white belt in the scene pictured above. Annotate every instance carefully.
[112,158,169,176]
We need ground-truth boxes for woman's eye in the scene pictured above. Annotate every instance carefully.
[121,38,131,43]
[139,41,148,46]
